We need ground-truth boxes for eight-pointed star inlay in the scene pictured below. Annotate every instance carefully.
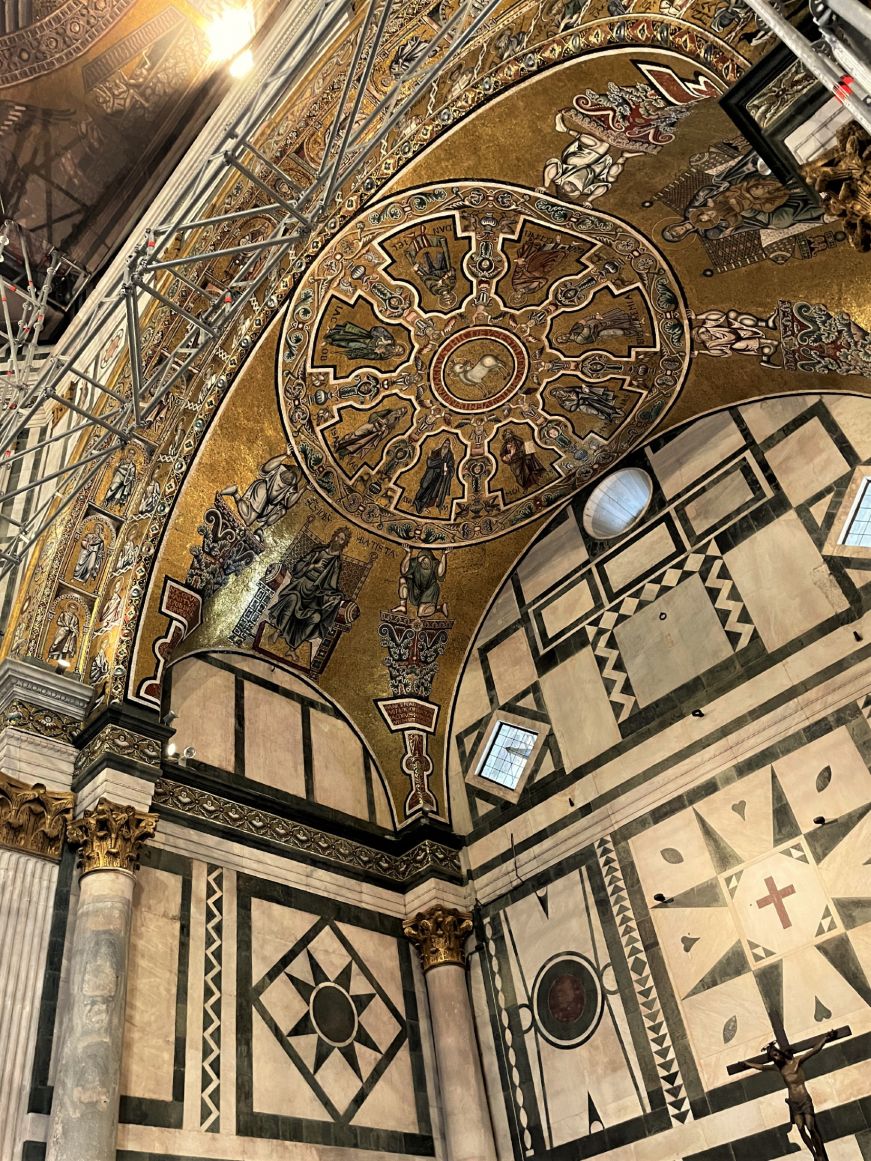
[285,950,381,1078]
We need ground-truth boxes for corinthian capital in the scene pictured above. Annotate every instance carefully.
[403,906,473,971]
[0,771,75,861]
[66,798,158,875]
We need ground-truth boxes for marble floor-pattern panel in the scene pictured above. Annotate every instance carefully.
[739,395,818,444]
[614,576,733,708]
[626,725,871,1092]
[765,417,851,507]
[485,863,656,1159]
[683,466,757,539]
[724,511,848,652]
[238,878,432,1154]
[647,412,745,499]
[518,512,588,603]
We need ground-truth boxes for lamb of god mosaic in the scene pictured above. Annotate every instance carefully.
[279,183,689,545]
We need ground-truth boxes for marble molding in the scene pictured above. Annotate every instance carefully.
[0,770,75,860]
[404,905,473,971]
[66,799,158,875]
[74,724,164,777]
[154,777,462,882]
[0,657,94,724]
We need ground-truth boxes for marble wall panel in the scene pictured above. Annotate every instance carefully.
[724,511,847,652]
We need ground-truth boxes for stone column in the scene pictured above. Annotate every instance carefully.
[404,907,498,1161]
[45,799,157,1161]
[0,773,75,1160]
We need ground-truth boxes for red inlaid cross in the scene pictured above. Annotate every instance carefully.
[756,876,796,929]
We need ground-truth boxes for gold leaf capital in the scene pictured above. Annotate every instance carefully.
[403,906,473,971]
[0,771,75,861]
[66,798,158,875]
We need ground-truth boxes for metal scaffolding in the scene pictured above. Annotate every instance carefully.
[0,0,500,590]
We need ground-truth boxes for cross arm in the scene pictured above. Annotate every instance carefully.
[726,1026,851,1075]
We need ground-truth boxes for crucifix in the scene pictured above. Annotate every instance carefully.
[727,1025,851,1161]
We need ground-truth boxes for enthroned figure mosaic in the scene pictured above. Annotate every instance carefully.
[280,182,690,546]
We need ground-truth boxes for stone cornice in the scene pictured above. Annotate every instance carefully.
[0,658,94,727]
[0,771,75,861]
[74,704,171,782]
[154,777,462,885]
[403,906,473,971]
[66,798,158,875]
[0,700,80,743]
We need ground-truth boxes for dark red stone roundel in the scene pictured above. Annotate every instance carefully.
[531,952,603,1049]
[547,972,586,1023]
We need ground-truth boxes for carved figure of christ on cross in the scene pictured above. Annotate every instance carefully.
[727,1027,850,1161]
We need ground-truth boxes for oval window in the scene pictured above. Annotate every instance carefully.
[582,467,653,540]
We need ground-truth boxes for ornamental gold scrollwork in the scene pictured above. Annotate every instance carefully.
[0,772,76,861]
[802,121,871,252]
[66,798,158,875]
[403,905,474,971]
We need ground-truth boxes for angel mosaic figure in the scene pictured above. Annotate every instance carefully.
[73,530,106,584]
[405,229,457,304]
[742,1032,836,1161]
[325,322,405,361]
[550,383,623,423]
[500,429,545,491]
[220,454,301,531]
[393,547,448,618]
[558,306,644,346]
[48,611,79,663]
[333,406,407,460]
[104,456,136,507]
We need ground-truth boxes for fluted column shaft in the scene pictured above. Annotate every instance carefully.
[0,849,58,1159]
[45,800,157,1161]
[405,907,498,1161]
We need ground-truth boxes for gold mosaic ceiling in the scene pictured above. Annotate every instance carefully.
[4,0,871,824]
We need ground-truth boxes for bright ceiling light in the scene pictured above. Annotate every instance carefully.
[228,47,254,78]
[207,5,255,66]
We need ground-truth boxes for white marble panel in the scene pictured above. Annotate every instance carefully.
[647,412,744,499]
[539,645,620,772]
[826,394,871,461]
[765,418,850,506]
[603,522,676,592]
[683,467,755,537]
[540,576,595,638]
[518,512,588,602]
[244,682,306,797]
[310,710,368,820]
[488,628,537,705]
[725,512,848,652]
[740,394,817,443]
[171,658,235,770]
[774,726,871,833]
[478,582,519,645]
[614,576,732,708]
[122,866,183,1102]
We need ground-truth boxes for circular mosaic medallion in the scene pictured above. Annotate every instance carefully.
[531,952,603,1049]
[280,182,689,545]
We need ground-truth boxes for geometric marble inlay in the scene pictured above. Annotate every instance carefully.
[723,838,843,965]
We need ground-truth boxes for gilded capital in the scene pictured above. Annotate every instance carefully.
[0,771,75,861]
[66,798,158,875]
[403,906,473,971]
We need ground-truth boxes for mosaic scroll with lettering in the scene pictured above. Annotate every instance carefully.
[279,182,690,547]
